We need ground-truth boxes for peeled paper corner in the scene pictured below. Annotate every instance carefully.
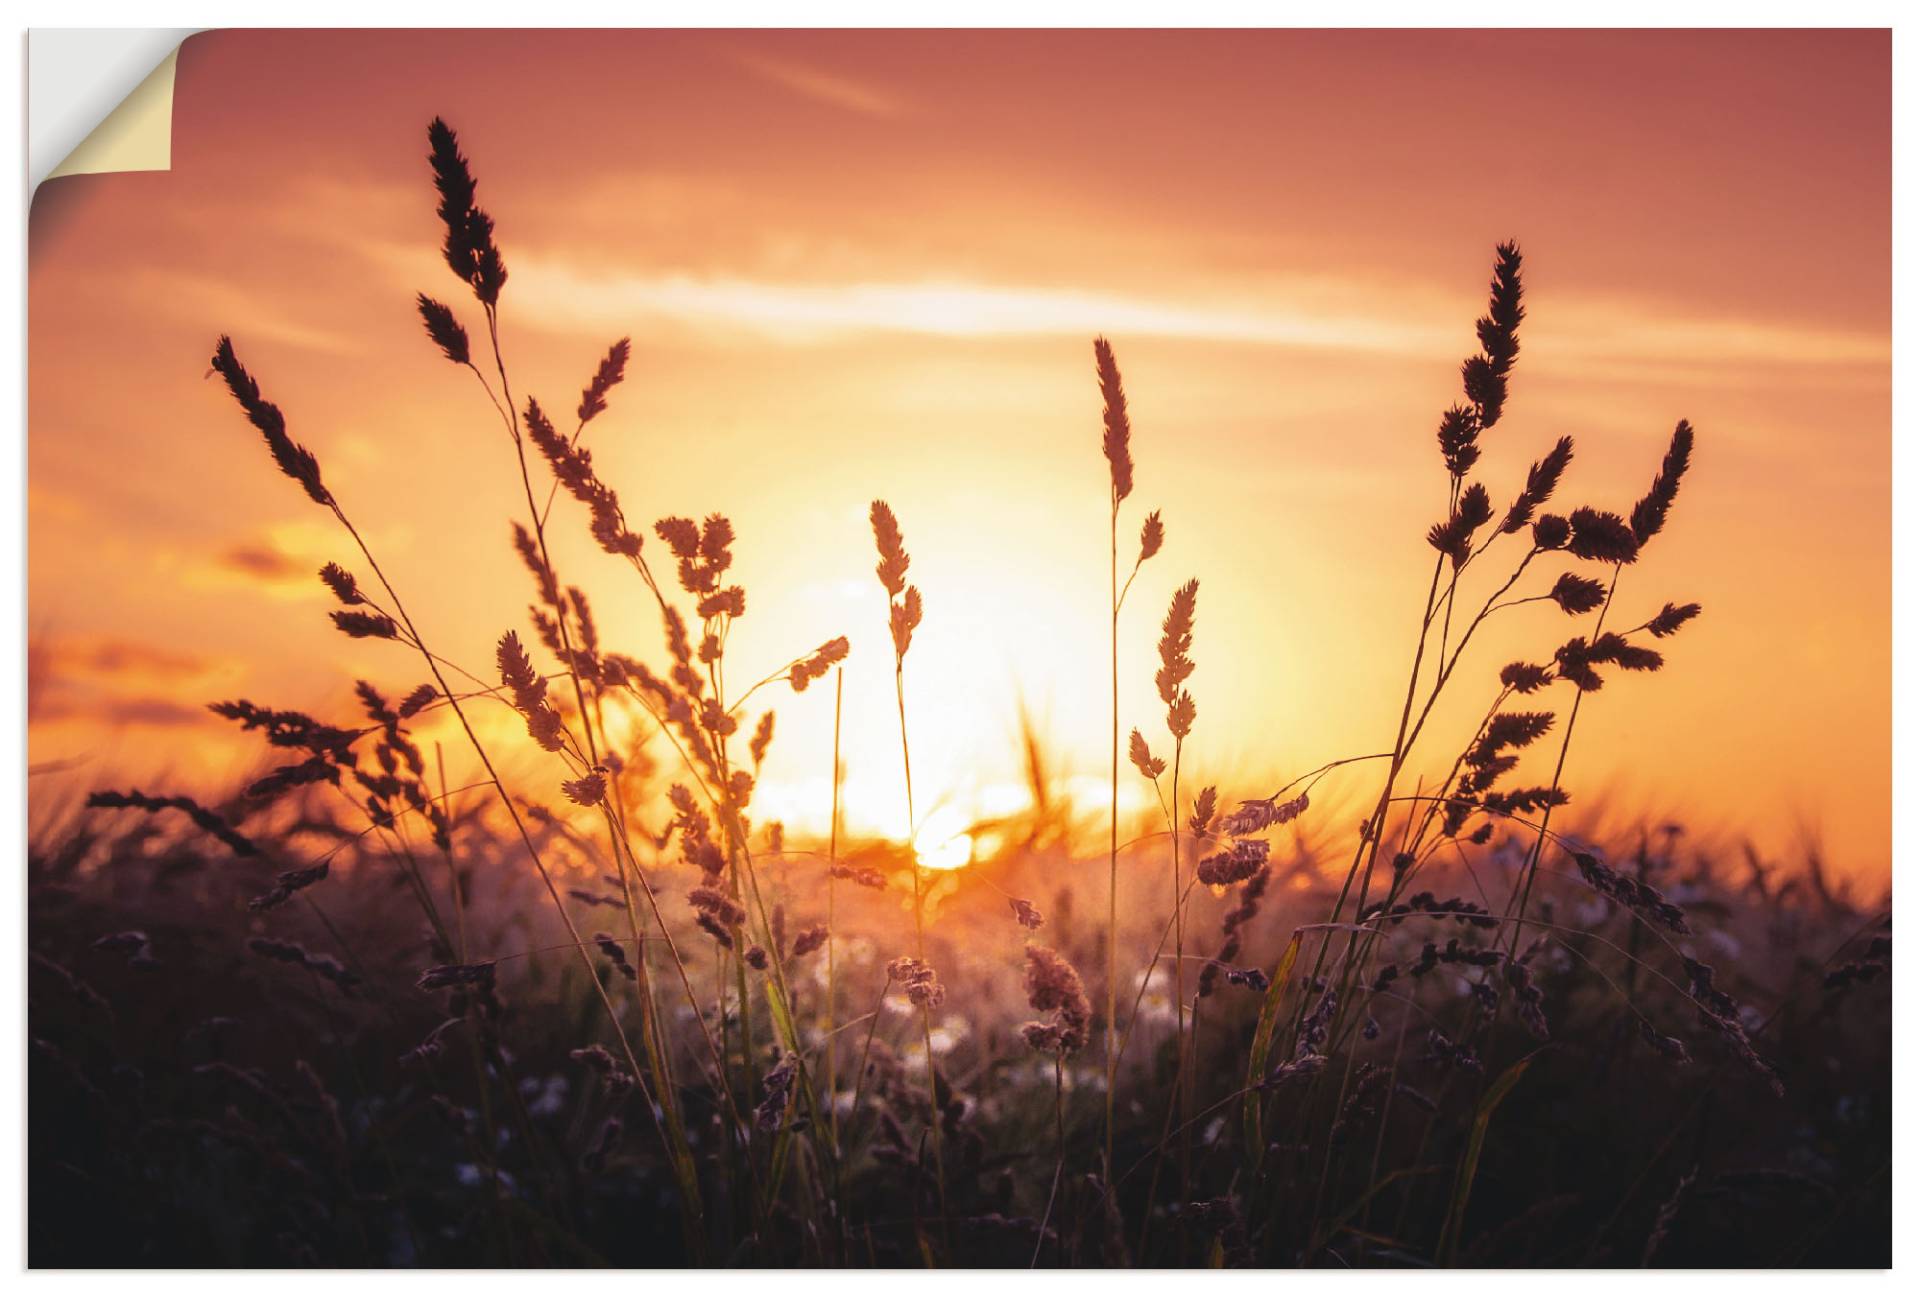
[35,32,191,185]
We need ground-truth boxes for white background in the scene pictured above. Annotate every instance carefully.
[3,3,1909,1286]
[27,29,195,184]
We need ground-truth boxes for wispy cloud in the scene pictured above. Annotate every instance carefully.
[496,255,1889,382]
[63,637,216,683]
[504,259,1442,353]
[124,266,363,356]
[727,48,903,117]
[32,690,210,729]
[217,541,307,582]
[181,522,341,601]
[28,635,227,733]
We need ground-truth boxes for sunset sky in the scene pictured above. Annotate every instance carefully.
[28,29,1891,879]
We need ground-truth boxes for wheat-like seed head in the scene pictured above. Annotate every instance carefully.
[1549,572,1608,615]
[578,338,631,426]
[415,294,471,365]
[1021,945,1091,1055]
[1156,579,1199,739]
[1646,601,1703,637]
[869,499,909,595]
[1630,420,1695,547]
[1094,336,1133,504]
[319,563,362,605]
[1501,435,1575,534]
[1139,510,1164,563]
[1129,728,1165,779]
[870,500,922,659]
[426,117,507,306]
[1567,507,1640,564]
[210,337,331,506]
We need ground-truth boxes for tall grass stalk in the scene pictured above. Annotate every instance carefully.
[420,117,725,1214]
[208,336,707,1252]
[869,499,947,1241]
[1095,336,1159,1183]
[826,667,844,1146]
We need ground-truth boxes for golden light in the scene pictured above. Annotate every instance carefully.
[913,805,974,872]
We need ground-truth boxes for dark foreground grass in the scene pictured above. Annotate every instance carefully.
[29,797,1889,1267]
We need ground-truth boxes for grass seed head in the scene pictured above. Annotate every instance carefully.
[1094,336,1134,504]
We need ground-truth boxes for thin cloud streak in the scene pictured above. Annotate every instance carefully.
[727,48,903,117]
[125,267,365,357]
[500,256,1890,379]
[506,261,1447,352]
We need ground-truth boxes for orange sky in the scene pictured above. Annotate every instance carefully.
[28,29,1891,879]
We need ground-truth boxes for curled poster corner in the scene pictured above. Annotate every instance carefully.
[33,30,194,187]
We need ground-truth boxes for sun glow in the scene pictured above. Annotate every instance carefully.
[913,805,974,872]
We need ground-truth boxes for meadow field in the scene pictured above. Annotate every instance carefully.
[27,113,1891,1269]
